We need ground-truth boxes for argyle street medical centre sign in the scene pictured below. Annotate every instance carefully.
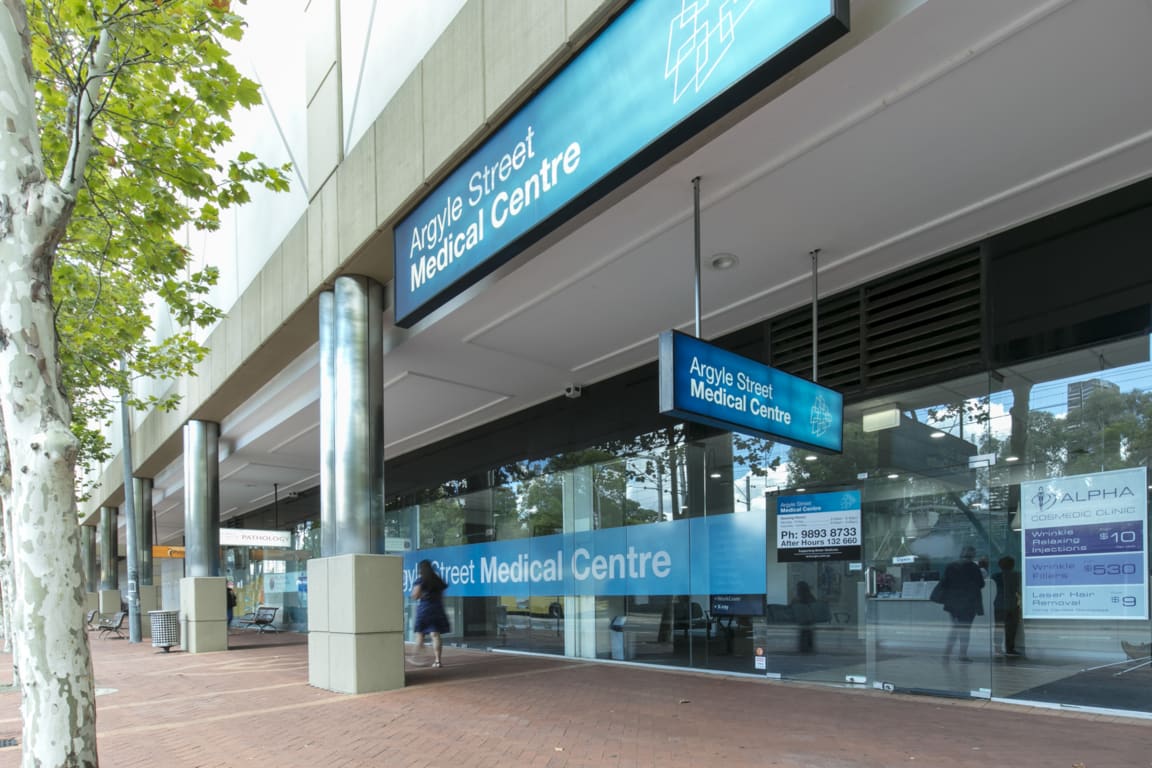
[659,331,843,452]
[393,0,849,327]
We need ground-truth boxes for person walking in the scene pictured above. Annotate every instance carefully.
[939,545,985,662]
[411,559,450,667]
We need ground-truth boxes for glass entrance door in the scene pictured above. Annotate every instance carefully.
[863,459,995,698]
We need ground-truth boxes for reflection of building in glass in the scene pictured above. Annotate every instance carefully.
[1067,378,1119,413]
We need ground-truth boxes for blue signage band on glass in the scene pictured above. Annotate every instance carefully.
[659,330,844,453]
[393,0,850,327]
[399,512,766,598]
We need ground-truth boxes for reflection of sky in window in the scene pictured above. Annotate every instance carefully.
[519,339,1152,513]
[911,337,1152,444]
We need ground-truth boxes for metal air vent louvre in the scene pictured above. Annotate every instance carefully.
[768,248,984,393]
[863,249,982,387]
[768,292,862,390]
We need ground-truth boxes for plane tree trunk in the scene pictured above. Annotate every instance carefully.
[0,2,99,764]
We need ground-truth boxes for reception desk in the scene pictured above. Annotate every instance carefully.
[857,582,994,650]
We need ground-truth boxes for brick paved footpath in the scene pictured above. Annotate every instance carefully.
[0,633,1148,767]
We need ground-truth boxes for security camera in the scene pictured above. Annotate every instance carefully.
[564,384,582,399]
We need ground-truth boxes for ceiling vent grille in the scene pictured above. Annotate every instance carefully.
[767,292,862,390]
[768,249,984,394]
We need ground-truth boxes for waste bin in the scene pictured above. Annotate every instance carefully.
[609,616,635,660]
[149,610,180,652]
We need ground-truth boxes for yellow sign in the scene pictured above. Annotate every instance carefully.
[152,546,185,559]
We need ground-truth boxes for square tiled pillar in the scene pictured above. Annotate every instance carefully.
[180,577,227,653]
[98,589,121,615]
[138,585,159,638]
[308,554,404,693]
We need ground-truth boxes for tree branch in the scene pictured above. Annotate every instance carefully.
[60,21,114,194]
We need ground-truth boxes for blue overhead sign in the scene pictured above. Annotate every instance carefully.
[659,330,843,452]
[392,0,849,326]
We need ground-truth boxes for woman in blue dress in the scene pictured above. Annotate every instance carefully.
[411,559,450,667]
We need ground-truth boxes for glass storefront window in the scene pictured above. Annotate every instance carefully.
[383,334,1151,715]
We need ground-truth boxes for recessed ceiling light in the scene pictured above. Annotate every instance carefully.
[804,455,818,462]
[709,471,722,478]
[710,252,738,270]
[930,431,946,439]
[1005,455,1019,462]
[887,473,899,479]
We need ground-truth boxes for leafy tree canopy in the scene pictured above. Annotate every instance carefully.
[30,0,290,482]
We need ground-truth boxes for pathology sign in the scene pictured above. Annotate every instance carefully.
[219,528,292,548]
[1020,467,1148,620]
[393,0,849,326]
[401,512,766,598]
[777,490,861,562]
[658,330,843,452]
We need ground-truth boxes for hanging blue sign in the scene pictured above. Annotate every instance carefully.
[658,330,843,452]
[393,0,850,326]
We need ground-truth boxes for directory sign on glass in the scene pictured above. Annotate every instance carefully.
[659,330,843,452]
[1020,467,1148,620]
[777,490,861,561]
[392,0,848,326]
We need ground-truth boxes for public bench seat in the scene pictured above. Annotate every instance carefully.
[96,611,127,639]
[235,605,279,633]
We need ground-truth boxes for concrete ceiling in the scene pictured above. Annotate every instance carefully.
[144,0,1152,545]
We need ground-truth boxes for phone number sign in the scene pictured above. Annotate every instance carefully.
[777,490,861,562]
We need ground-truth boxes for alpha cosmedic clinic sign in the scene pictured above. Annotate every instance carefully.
[658,330,843,452]
[1020,467,1148,620]
[392,0,849,326]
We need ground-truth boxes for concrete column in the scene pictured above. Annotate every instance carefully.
[183,420,221,578]
[98,589,122,615]
[134,476,154,585]
[81,525,97,593]
[308,554,404,693]
[179,577,227,653]
[138,584,158,639]
[312,277,387,689]
[99,506,118,590]
[328,275,384,555]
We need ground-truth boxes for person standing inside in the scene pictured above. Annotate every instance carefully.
[790,580,818,653]
[992,555,1022,656]
[939,545,985,662]
[226,583,238,628]
[411,559,450,667]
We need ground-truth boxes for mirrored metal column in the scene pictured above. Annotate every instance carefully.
[319,290,336,556]
[134,477,154,585]
[99,506,118,590]
[321,275,384,555]
[81,525,97,592]
[183,420,221,577]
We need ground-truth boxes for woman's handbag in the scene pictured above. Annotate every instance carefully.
[929,581,946,604]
